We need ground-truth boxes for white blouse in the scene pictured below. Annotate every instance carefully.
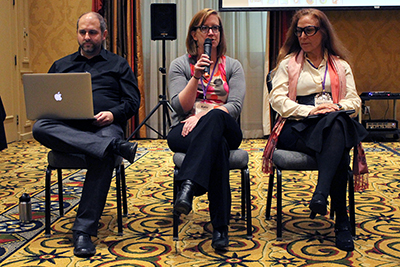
[270,53,361,119]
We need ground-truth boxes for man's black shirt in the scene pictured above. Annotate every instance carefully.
[48,48,140,127]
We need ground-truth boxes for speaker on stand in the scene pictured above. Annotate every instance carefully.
[128,3,176,140]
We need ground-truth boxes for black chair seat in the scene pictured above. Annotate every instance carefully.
[272,149,317,170]
[173,149,249,170]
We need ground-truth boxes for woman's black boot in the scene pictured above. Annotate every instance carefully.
[174,180,196,215]
[309,191,328,219]
[335,220,354,251]
[212,225,229,250]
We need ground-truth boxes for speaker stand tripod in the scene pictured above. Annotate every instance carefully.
[128,38,174,140]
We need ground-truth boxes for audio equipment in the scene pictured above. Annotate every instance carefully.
[151,3,177,41]
[363,120,398,130]
[128,3,176,139]
[359,91,400,98]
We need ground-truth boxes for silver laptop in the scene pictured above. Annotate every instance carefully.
[23,73,95,120]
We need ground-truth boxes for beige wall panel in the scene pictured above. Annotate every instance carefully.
[326,10,400,121]
[0,0,18,142]
[29,0,92,73]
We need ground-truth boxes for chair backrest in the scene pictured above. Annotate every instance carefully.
[266,71,278,127]
[266,71,273,93]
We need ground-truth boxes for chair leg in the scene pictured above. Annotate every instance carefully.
[265,168,275,220]
[120,162,128,217]
[276,168,283,241]
[241,169,246,219]
[45,166,52,237]
[242,167,252,239]
[348,173,356,237]
[173,167,179,241]
[57,169,64,216]
[115,166,123,236]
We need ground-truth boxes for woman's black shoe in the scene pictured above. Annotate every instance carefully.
[212,226,229,250]
[174,180,196,215]
[309,192,328,219]
[335,222,354,251]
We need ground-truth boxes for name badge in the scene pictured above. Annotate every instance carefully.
[314,92,333,106]
[195,101,218,115]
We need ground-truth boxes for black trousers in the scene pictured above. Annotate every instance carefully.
[33,119,124,236]
[167,109,242,228]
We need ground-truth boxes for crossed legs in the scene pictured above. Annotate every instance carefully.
[32,119,135,256]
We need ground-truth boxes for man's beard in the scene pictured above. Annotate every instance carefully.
[80,41,101,56]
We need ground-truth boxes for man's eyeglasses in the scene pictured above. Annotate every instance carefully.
[294,26,320,37]
[197,25,221,34]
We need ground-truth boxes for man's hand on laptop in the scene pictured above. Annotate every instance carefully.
[93,111,114,127]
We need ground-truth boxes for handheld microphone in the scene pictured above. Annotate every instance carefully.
[203,38,212,75]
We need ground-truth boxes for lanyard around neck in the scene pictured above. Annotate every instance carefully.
[322,61,328,93]
[201,59,218,100]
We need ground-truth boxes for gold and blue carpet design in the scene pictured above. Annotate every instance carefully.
[0,139,400,266]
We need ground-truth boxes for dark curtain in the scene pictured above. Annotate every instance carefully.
[101,1,127,58]
[269,11,293,70]
[93,0,146,138]
[266,11,293,134]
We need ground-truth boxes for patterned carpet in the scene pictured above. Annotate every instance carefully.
[0,139,400,266]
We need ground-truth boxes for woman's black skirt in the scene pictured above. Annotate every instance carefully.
[278,110,368,153]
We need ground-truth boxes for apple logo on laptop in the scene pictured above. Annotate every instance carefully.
[54,92,62,101]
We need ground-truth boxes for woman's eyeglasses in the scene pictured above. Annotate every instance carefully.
[294,26,320,37]
[197,25,221,34]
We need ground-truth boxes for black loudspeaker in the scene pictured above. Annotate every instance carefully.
[151,3,177,40]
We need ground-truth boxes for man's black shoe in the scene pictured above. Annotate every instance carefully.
[73,231,96,257]
[113,140,138,164]
[174,180,196,215]
[212,226,229,250]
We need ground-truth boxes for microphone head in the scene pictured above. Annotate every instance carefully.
[204,38,212,45]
